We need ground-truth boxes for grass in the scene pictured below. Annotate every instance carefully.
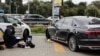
[30,25,47,34]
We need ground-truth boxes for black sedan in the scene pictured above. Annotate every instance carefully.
[23,14,51,25]
[46,16,100,51]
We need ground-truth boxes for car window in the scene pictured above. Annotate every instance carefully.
[63,18,72,26]
[75,18,100,25]
[28,15,42,18]
[0,16,4,22]
[55,18,65,25]
[72,19,80,27]
[7,16,19,23]
[90,18,100,24]
[13,15,21,19]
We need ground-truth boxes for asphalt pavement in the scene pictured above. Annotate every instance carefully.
[0,34,100,56]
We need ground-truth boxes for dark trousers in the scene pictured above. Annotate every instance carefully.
[0,41,5,45]
[5,39,20,48]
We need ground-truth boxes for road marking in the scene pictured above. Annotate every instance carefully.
[53,42,65,53]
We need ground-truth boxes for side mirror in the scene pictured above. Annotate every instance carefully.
[18,22,22,25]
[74,24,77,26]
[51,23,55,26]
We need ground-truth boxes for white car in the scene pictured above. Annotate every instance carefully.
[0,14,31,42]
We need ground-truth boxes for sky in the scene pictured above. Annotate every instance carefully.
[1,0,97,4]
[22,0,96,4]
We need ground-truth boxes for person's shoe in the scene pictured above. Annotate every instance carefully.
[0,46,4,50]
[25,46,30,48]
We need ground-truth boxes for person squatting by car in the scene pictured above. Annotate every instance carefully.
[0,23,35,50]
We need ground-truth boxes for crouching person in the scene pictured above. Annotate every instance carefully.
[3,23,21,48]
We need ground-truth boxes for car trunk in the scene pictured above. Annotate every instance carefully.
[85,25,100,39]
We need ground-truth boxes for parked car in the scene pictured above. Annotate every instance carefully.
[46,16,100,51]
[47,16,60,22]
[5,14,23,21]
[23,14,51,25]
[0,14,31,42]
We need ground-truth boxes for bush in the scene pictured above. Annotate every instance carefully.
[31,25,47,34]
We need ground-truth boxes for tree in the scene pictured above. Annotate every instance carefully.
[0,0,2,8]
[85,4,99,17]
[15,0,23,14]
[64,0,76,8]
[0,3,9,13]
[77,2,87,15]
[92,1,100,9]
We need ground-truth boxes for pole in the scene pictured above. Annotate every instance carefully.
[10,0,11,14]
[28,0,30,14]
[15,0,17,14]
[16,6,17,14]
[52,0,54,23]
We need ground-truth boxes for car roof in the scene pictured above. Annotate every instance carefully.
[64,16,99,20]
[24,14,43,16]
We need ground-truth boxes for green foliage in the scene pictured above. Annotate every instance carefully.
[85,4,99,17]
[31,25,46,34]
[1,0,100,17]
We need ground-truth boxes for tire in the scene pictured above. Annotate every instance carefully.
[45,29,51,39]
[23,29,29,42]
[68,36,79,52]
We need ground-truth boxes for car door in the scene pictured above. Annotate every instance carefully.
[54,18,65,40]
[57,18,73,41]
[5,16,23,37]
[72,19,81,34]
[48,19,65,40]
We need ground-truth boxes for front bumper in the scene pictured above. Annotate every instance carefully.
[78,39,100,50]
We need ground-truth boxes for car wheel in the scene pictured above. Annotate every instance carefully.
[68,36,79,52]
[23,29,29,42]
[45,29,51,39]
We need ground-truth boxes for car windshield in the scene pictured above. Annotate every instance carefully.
[75,17,100,25]
[14,15,21,19]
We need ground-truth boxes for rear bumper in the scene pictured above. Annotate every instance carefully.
[78,39,100,50]
[79,45,100,50]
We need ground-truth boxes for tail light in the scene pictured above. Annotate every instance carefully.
[85,30,100,35]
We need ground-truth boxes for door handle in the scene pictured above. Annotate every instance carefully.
[66,29,70,32]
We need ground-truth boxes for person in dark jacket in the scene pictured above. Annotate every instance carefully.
[3,23,20,48]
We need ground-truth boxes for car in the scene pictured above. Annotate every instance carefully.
[23,14,51,25]
[5,14,23,21]
[47,16,60,22]
[46,16,100,51]
[0,14,31,42]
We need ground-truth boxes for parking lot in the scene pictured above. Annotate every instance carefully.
[0,34,100,56]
